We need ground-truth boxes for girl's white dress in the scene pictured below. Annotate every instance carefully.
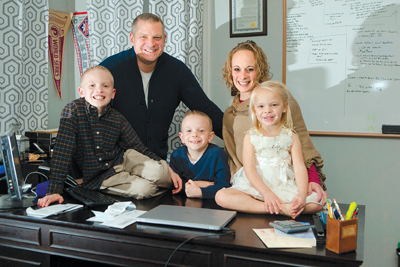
[231,127,321,205]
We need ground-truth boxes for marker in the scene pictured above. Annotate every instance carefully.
[333,199,344,221]
[326,201,333,218]
[345,202,357,220]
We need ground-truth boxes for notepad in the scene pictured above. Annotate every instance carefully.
[254,222,316,248]
[274,226,316,247]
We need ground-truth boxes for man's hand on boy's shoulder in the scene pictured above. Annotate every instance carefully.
[37,194,64,208]
[168,166,182,194]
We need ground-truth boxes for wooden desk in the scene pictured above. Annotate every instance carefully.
[0,192,364,267]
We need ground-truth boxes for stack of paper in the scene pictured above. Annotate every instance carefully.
[275,227,316,247]
[86,201,146,229]
[26,204,83,218]
[254,222,316,248]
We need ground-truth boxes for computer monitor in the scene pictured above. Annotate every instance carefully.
[0,126,35,209]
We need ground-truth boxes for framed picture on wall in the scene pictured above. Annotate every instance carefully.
[230,0,267,38]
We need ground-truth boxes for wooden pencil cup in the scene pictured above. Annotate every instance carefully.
[326,216,358,254]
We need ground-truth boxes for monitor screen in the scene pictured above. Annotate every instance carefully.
[1,126,24,201]
[0,126,34,209]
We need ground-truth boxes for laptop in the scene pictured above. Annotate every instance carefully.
[136,205,237,231]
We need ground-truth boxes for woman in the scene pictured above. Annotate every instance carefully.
[220,40,326,201]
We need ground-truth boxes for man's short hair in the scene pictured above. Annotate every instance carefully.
[131,13,165,34]
[181,110,213,131]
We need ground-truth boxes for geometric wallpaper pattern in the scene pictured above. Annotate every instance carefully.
[150,0,203,160]
[0,0,49,135]
[87,0,143,65]
[150,0,203,83]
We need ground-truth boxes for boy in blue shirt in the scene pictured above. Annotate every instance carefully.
[170,111,231,199]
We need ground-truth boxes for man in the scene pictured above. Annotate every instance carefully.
[100,13,223,161]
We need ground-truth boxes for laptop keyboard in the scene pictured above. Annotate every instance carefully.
[65,186,117,207]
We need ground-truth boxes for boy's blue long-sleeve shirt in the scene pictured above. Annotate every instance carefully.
[169,144,231,199]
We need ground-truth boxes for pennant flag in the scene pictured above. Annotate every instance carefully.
[48,10,72,99]
[71,12,92,76]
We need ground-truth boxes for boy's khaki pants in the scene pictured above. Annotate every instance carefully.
[100,149,172,199]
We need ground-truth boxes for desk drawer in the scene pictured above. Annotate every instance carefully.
[0,221,41,246]
[0,245,50,267]
[49,229,213,266]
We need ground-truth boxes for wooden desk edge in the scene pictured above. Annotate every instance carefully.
[309,131,400,138]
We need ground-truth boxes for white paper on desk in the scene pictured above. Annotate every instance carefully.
[86,201,136,222]
[26,204,83,218]
[274,221,316,247]
[104,201,135,216]
[100,210,147,229]
[253,229,313,248]
[86,210,114,222]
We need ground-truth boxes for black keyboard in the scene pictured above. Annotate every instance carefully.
[65,186,117,207]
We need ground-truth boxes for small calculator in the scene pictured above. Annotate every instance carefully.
[269,220,315,233]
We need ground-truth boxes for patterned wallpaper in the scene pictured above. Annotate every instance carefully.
[87,0,143,65]
[150,0,203,160]
[0,0,49,134]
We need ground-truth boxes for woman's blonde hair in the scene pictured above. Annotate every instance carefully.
[222,40,272,96]
[249,81,293,132]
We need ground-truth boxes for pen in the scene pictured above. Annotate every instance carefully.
[333,209,340,220]
[352,208,359,219]
[333,199,344,221]
[53,206,83,216]
[326,201,333,218]
[345,202,357,220]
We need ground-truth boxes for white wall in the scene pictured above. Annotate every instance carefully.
[312,135,400,267]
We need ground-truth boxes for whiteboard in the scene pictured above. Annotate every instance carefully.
[285,0,400,133]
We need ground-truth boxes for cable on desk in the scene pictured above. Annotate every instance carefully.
[25,171,77,197]
[24,171,49,197]
[164,227,235,267]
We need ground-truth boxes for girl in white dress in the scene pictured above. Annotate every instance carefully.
[216,81,324,218]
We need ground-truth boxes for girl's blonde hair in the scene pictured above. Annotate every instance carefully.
[249,81,293,132]
[222,40,272,96]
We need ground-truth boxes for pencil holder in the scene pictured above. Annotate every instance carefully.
[326,216,358,254]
